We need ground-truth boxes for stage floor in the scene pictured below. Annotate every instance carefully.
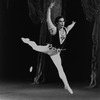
[0,81,100,100]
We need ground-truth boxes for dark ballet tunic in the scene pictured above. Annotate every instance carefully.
[51,28,67,49]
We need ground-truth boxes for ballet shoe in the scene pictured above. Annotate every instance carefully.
[21,38,30,43]
[64,86,73,94]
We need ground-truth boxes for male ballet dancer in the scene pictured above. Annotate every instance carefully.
[21,2,76,94]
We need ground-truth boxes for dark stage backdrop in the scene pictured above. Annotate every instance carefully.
[0,0,92,83]
[81,0,100,87]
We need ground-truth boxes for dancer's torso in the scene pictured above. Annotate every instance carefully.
[46,27,67,56]
[51,27,67,49]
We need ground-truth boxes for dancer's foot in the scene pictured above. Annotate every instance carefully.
[21,37,30,44]
[64,86,73,94]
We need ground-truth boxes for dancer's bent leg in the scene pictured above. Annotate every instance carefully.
[21,37,50,53]
[50,53,73,94]
[21,37,58,56]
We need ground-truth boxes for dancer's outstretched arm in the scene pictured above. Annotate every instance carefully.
[66,21,76,34]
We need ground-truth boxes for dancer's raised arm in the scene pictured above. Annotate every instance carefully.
[67,21,76,34]
[46,2,56,35]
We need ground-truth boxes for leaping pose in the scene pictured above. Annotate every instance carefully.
[21,2,76,94]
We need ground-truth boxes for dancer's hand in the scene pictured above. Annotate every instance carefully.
[49,2,55,9]
[72,21,76,25]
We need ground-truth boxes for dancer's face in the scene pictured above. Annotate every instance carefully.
[57,18,65,29]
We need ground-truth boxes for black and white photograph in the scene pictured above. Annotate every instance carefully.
[0,0,100,100]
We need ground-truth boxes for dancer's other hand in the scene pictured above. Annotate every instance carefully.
[49,2,55,9]
[72,21,76,25]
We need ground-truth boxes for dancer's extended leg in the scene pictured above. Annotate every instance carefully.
[21,37,58,56]
[50,53,73,94]
[21,37,50,53]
